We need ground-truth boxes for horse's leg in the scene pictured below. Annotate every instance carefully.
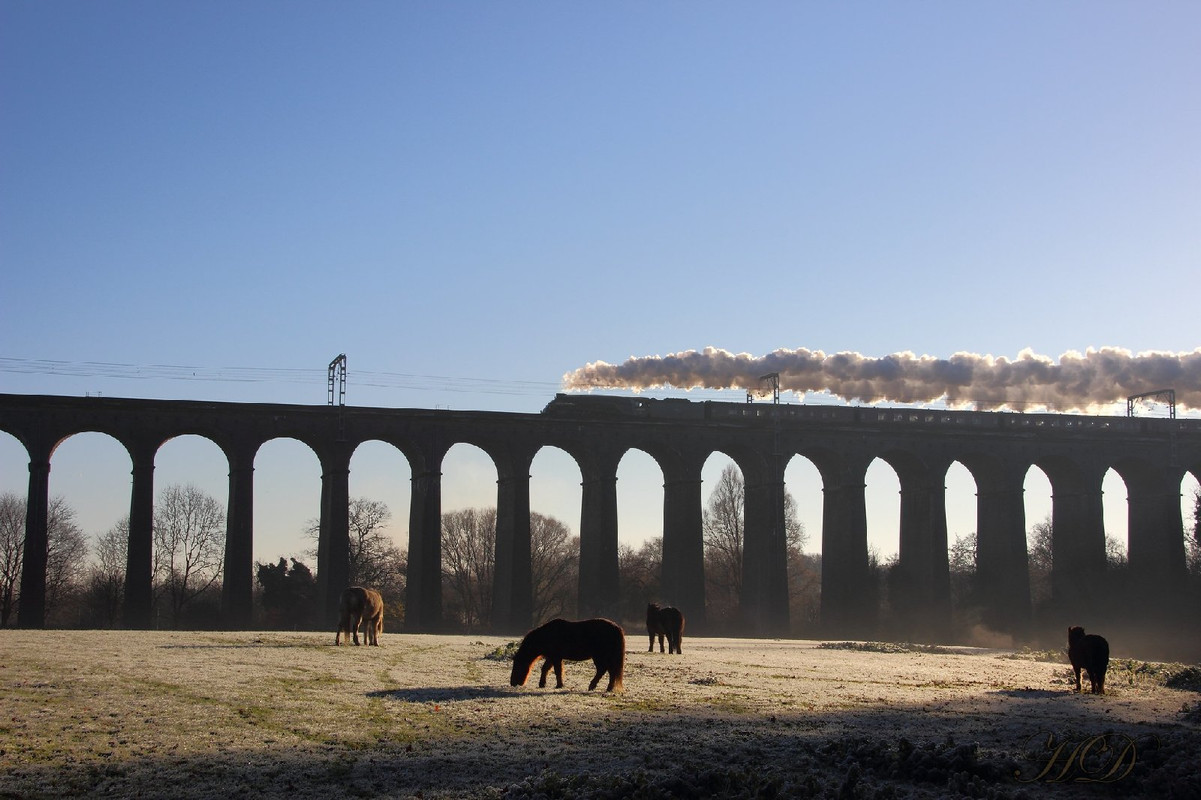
[353,612,363,646]
[648,633,654,652]
[659,633,665,653]
[539,660,552,688]
[553,660,565,688]
[588,661,604,691]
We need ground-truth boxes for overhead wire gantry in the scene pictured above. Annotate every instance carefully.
[1126,388,1175,419]
[327,354,347,406]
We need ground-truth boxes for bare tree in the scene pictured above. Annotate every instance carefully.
[788,548,821,635]
[0,493,26,627]
[153,484,225,626]
[1189,486,1201,577]
[78,518,129,628]
[1104,533,1128,569]
[948,530,976,575]
[784,493,808,553]
[1027,516,1053,610]
[702,463,806,629]
[703,464,744,625]
[0,493,89,628]
[44,497,88,626]
[373,546,407,626]
[94,517,129,576]
[1026,515,1126,609]
[439,507,580,630]
[303,497,406,600]
[617,536,662,625]
[345,498,401,588]
[947,530,979,628]
[530,511,577,621]
[441,507,496,630]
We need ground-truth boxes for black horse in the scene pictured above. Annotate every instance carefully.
[1067,625,1109,695]
[646,603,685,654]
[510,618,625,692]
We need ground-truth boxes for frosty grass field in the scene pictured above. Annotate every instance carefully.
[2,629,1199,799]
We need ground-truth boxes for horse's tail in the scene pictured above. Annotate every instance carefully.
[612,623,626,691]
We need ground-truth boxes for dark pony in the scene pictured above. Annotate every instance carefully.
[336,586,384,646]
[1067,625,1109,695]
[646,603,685,654]
[510,618,625,692]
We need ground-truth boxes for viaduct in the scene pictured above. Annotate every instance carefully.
[3,392,1199,640]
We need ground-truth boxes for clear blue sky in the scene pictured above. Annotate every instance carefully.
[2,3,1198,564]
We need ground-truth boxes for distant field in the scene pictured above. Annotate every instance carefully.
[1,630,1198,798]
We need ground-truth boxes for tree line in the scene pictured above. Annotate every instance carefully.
[0,484,225,629]
[943,506,1201,647]
[263,464,818,634]
[3,480,1199,639]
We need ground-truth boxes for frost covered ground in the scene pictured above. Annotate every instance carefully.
[1,629,1198,799]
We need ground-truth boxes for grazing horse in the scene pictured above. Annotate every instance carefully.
[1067,626,1109,694]
[646,603,685,654]
[510,618,625,692]
[336,586,384,646]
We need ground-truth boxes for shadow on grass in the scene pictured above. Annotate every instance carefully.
[158,638,401,650]
[5,680,1198,800]
[368,685,516,702]
[157,643,323,650]
[991,688,1066,699]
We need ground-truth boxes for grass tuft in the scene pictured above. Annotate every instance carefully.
[818,641,955,655]
[483,641,521,661]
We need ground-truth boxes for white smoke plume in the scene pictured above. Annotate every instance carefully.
[562,347,1201,412]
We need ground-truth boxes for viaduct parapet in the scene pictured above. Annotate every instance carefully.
[3,392,1199,641]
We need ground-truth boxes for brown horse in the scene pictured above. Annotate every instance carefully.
[646,603,685,654]
[510,618,625,692]
[1067,625,1109,694]
[336,586,384,646]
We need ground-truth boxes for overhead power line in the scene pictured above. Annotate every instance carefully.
[1,357,1171,412]
[0,357,562,399]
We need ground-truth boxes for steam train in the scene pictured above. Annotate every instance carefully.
[541,393,714,420]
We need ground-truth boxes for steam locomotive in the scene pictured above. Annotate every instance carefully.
[541,393,712,420]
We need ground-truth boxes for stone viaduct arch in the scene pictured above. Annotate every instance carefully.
[4,393,1198,640]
